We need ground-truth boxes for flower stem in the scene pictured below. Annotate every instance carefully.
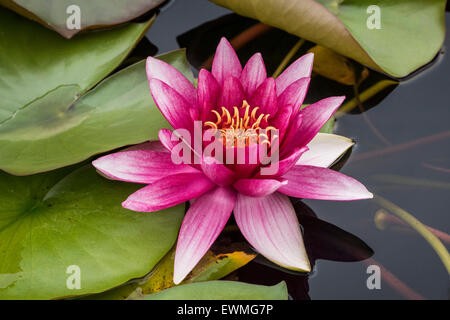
[349,130,450,163]
[375,209,450,245]
[375,195,450,275]
[272,39,305,78]
[335,79,398,117]
[201,23,272,70]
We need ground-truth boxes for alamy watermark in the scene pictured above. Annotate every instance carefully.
[366,265,381,290]
[66,265,81,290]
[66,5,81,30]
[366,5,381,30]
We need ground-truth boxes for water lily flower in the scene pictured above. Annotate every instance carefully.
[92,38,373,284]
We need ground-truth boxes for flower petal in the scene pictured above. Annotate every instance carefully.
[296,96,346,148]
[234,192,311,272]
[240,52,267,96]
[149,79,195,130]
[297,133,354,168]
[122,172,215,212]
[212,37,242,85]
[220,76,245,110]
[279,165,373,200]
[146,56,197,107]
[93,149,198,184]
[201,156,236,187]
[123,141,168,153]
[198,69,220,121]
[158,129,177,152]
[277,77,310,117]
[249,77,278,115]
[276,52,314,96]
[173,187,236,284]
[233,178,287,197]
[257,146,308,178]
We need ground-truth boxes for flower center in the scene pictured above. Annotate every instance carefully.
[204,100,278,148]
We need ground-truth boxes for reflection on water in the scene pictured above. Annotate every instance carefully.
[146,0,450,299]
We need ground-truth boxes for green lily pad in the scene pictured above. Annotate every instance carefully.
[144,281,288,300]
[0,165,185,299]
[0,7,194,175]
[210,0,446,78]
[0,0,165,38]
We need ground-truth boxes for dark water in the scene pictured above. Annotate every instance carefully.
[146,0,450,299]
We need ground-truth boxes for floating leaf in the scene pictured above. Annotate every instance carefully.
[0,0,165,38]
[0,8,194,175]
[144,281,288,300]
[0,165,185,299]
[210,0,446,77]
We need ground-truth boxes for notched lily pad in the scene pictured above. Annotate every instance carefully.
[211,0,446,77]
[0,165,185,299]
[0,7,194,175]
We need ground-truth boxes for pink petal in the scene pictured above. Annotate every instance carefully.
[279,113,303,156]
[173,187,236,284]
[158,129,177,152]
[198,69,220,121]
[240,52,267,96]
[257,146,308,178]
[270,104,293,141]
[122,172,215,212]
[225,143,261,178]
[220,76,245,110]
[93,149,198,184]
[276,52,314,96]
[277,77,310,117]
[295,96,346,148]
[149,79,195,130]
[297,133,354,168]
[123,141,168,153]
[234,192,310,271]
[279,165,373,200]
[249,77,278,115]
[201,156,236,187]
[212,37,242,85]
[146,56,197,107]
[233,178,287,197]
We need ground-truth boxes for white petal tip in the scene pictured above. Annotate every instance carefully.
[173,271,187,285]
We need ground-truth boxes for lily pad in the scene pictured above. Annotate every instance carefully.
[0,165,185,299]
[210,0,446,77]
[0,0,165,38]
[144,281,288,300]
[0,7,194,175]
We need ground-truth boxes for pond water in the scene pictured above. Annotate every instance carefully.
[146,0,450,299]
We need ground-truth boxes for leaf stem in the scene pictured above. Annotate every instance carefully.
[335,79,398,117]
[272,39,305,78]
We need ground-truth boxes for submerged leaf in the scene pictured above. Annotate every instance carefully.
[308,45,367,86]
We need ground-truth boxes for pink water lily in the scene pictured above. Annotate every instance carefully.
[92,38,373,284]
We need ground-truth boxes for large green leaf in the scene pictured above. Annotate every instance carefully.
[0,0,165,38]
[0,8,194,175]
[0,165,185,299]
[144,281,288,300]
[210,0,446,78]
